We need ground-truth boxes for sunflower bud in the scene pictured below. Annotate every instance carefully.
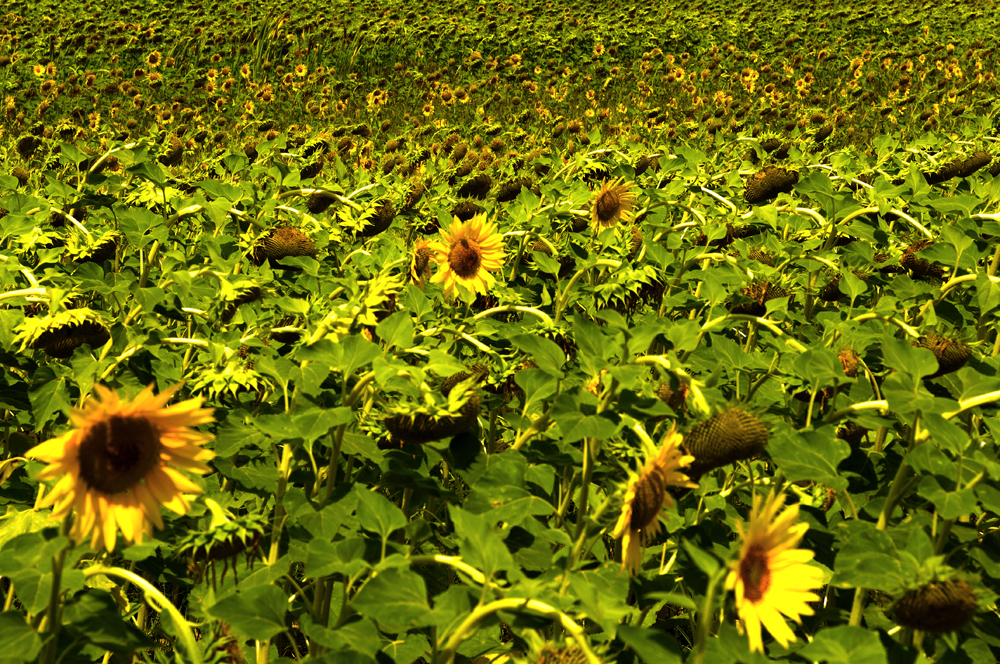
[924,157,965,185]
[912,334,970,378]
[451,199,482,221]
[300,159,323,180]
[683,408,769,477]
[457,173,492,199]
[744,167,799,205]
[894,579,977,632]
[957,151,991,178]
[359,201,396,237]
[254,227,316,265]
[536,645,588,664]
[33,320,111,359]
[306,190,338,214]
[384,368,483,445]
[900,240,944,278]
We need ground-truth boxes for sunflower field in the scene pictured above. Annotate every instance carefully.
[3,0,1000,662]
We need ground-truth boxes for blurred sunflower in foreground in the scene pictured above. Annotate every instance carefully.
[430,215,505,299]
[726,490,824,653]
[613,426,696,575]
[28,384,215,551]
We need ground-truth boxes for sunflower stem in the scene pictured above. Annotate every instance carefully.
[39,516,73,664]
[83,565,203,664]
[693,568,727,664]
[848,588,867,627]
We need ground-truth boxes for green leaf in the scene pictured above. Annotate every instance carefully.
[768,426,850,491]
[351,567,431,629]
[976,273,1000,315]
[29,367,69,430]
[449,506,514,577]
[568,566,630,634]
[336,335,382,376]
[791,348,849,389]
[881,333,938,381]
[119,207,166,250]
[62,590,154,653]
[832,521,905,592]
[205,584,288,641]
[293,407,354,443]
[682,538,720,576]
[355,488,406,542]
[196,180,245,202]
[510,334,565,374]
[0,611,43,662]
[376,311,414,350]
[126,161,168,187]
[617,624,683,664]
[304,538,370,578]
[840,271,868,299]
[917,476,978,520]
[796,626,887,664]
[299,614,381,657]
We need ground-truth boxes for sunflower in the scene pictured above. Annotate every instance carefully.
[410,238,434,288]
[591,177,637,234]
[27,384,215,551]
[725,491,825,653]
[613,426,696,575]
[429,215,505,299]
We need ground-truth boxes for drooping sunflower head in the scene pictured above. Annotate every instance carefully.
[591,177,637,233]
[893,578,978,633]
[429,215,505,299]
[725,490,825,653]
[28,383,216,551]
[613,426,696,575]
[682,408,769,479]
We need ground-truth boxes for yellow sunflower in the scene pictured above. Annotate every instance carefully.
[613,426,696,575]
[429,215,505,299]
[591,177,637,234]
[28,384,215,551]
[725,490,824,653]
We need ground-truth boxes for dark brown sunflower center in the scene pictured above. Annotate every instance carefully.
[77,415,162,494]
[630,468,666,531]
[740,544,771,602]
[596,190,621,223]
[448,238,482,278]
[414,247,432,273]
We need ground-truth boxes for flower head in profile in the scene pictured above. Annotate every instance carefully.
[429,215,505,299]
[591,177,636,234]
[410,238,434,289]
[28,384,215,551]
[725,490,825,653]
[613,426,696,575]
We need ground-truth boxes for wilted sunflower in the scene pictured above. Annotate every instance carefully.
[613,426,696,575]
[591,177,636,234]
[725,491,824,653]
[429,215,505,299]
[28,384,215,551]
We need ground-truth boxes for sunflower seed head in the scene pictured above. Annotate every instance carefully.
[683,408,769,477]
[894,579,977,633]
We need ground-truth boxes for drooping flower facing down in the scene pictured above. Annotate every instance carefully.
[613,426,696,575]
[28,384,215,551]
[591,177,636,234]
[725,491,824,653]
[429,215,505,299]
